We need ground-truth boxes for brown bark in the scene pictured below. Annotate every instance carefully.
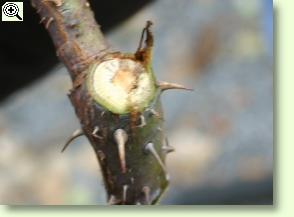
[31,0,175,204]
[31,0,109,80]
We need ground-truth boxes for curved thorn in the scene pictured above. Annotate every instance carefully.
[162,145,175,154]
[92,126,103,139]
[150,108,160,117]
[137,115,146,128]
[97,150,106,161]
[108,195,120,205]
[158,81,193,91]
[130,177,135,184]
[142,186,151,205]
[144,143,169,180]
[147,108,163,120]
[114,129,128,173]
[123,185,128,204]
[39,17,46,24]
[61,129,84,153]
[45,17,54,29]
[166,174,170,182]
[162,138,175,154]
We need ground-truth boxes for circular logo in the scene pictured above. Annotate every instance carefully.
[3,3,19,17]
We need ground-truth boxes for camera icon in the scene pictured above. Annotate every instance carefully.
[2,2,23,22]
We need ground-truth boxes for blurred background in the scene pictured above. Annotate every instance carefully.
[0,0,273,205]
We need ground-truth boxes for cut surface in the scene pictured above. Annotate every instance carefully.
[112,69,137,93]
[87,58,156,114]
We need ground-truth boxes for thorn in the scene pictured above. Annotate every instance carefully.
[108,195,115,204]
[123,185,128,203]
[162,145,175,154]
[162,138,175,154]
[147,108,163,120]
[158,81,193,91]
[101,111,106,117]
[157,127,162,132]
[166,174,170,182]
[97,150,106,161]
[85,2,90,7]
[45,17,54,29]
[92,126,103,139]
[31,1,36,8]
[142,186,151,205]
[130,177,135,184]
[61,129,84,153]
[39,17,46,24]
[114,129,128,173]
[150,109,160,117]
[108,195,120,205]
[144,143,169,180]
[137,115,146,128]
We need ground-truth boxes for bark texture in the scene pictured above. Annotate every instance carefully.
[31,0,174,204]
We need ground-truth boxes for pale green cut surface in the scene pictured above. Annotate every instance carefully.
[87,58,156,114]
